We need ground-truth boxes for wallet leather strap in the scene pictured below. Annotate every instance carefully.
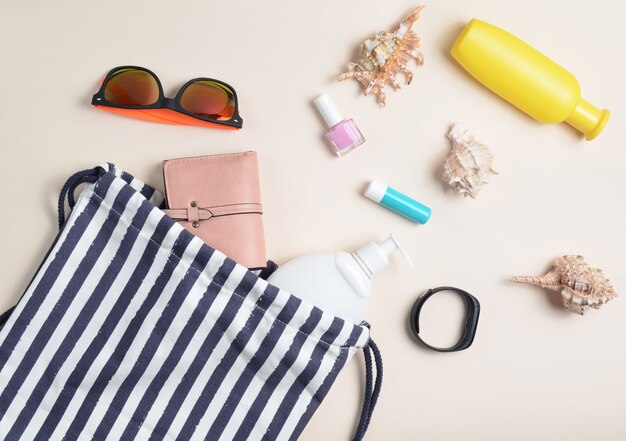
[162,203,263,223]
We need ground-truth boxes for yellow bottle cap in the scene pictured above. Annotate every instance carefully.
[565,99,610,140]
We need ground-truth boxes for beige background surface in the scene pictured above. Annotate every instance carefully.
[1,0,625,440]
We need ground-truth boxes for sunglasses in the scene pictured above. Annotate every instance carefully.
[91,66,242,129]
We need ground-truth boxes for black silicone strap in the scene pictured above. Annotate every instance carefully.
[410,286,480,352]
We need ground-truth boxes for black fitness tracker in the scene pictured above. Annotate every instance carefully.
[410,286,480,352]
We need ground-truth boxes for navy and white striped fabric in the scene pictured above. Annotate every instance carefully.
[0,164,370,440]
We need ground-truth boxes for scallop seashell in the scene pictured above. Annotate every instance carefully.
[512,255,617,315]
[338,5,425,107]
[441,123,497,198]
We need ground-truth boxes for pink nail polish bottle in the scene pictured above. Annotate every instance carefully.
[313,94,365,157]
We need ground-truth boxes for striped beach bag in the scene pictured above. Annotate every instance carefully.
[0,164,382,441]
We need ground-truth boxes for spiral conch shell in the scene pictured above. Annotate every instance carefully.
[512,255,617,315]
[441,123,497,198]
[338,5,425,106]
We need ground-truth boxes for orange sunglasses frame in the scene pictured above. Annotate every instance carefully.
[91,66,242,130]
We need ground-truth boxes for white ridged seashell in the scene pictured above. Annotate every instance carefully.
[512,255,617,315]
[441,123,497,198]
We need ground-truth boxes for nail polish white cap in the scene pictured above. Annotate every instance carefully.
[364,180,388,203]
[314,94,343,128]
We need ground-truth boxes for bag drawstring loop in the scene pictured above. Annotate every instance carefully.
[353,337,383,441]
[57,167,105,229]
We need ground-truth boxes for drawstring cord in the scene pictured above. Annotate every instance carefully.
[0,167,105,327]
[56,168,279,281]
[257,260,279,280]
[353,338,383,441]
[57,167,104,229]
[0,306,16,331]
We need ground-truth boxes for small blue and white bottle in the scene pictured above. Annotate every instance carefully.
[364,180,431,224]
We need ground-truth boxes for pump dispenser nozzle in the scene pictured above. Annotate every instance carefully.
[354,234,413,278]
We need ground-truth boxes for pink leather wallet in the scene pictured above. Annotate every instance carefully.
[162,152,267,269]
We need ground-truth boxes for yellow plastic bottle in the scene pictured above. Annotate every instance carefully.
[451,19,609,140]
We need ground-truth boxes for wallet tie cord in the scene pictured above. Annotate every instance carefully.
[162,203,263,223]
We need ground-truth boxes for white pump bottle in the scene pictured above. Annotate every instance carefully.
[267,235,412,324]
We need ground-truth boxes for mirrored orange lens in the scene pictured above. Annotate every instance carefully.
[104,68,160,106]
[179,81,235,121]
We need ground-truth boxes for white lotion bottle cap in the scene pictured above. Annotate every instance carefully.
[314,94,343,128]
[364,180,388,203]
[354,234,414,277]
